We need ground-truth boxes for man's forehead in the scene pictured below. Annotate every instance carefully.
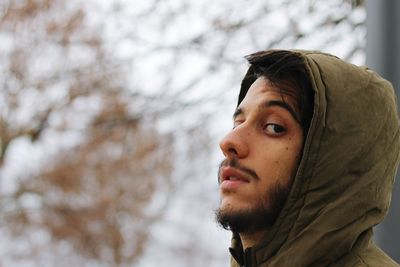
[237,77,300,115]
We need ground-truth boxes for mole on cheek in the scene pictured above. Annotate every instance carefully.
[286,147,289,150]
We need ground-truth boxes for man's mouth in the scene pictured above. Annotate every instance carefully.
[226,176,242,181]
[219,166,250,188]
[218,158,259,182]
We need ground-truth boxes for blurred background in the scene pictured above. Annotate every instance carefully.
[0,0,398,266]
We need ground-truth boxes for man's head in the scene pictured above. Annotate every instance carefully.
[216,50,314,234]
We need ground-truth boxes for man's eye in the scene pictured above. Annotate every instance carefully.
[233,120,243,129]
[264,123,286,135]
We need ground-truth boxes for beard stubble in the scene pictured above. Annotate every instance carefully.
[216,159,292,234]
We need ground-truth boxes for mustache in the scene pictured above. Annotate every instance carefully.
[218,158,260,183]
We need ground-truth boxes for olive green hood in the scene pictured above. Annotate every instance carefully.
[230,50,400,266]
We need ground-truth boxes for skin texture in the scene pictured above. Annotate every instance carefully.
[218,77,304,249]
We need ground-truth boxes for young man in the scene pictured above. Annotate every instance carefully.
[217,50,400,267]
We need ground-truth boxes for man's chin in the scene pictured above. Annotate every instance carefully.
[215,183,290,234]
[215,204,276,234]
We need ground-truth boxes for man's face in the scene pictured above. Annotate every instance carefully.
[217,77,304,233]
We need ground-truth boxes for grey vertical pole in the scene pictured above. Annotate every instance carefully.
[366,0,400,262]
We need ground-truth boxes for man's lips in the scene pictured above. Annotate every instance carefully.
[219,166,251,184]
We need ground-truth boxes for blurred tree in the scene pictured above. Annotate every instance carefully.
[0,0,181,266]
[6,94,176,265]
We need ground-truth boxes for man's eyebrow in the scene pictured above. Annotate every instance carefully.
[263,100,300,123]
[233,100,300,123]
[233,108,243,119]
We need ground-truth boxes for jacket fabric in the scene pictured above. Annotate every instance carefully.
[229,50,400,267]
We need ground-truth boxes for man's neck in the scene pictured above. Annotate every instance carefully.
[239,229,269,249]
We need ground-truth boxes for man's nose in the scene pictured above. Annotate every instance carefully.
[219,126,249,159]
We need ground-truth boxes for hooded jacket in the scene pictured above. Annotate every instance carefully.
[229,50,400,267]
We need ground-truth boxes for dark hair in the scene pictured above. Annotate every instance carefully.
[239,50,314,133]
